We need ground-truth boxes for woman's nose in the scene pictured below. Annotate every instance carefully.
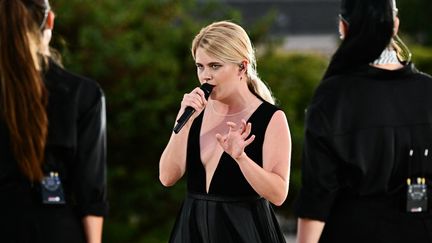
[200,69,212,82]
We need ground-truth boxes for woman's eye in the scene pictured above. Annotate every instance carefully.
[196,65,203,70]
[211,64,221,70]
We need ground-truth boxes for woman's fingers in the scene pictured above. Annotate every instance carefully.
[244,134,255,147]
[194,87,206,101]
[183,95,200,110]
[182,87,207,110]
[239,120,246,134]
[241,121,252,139]
[216,133,227,148]
[224,120,253,139]
[226,121,237,128]
[215,133,223,143]
[193,87,206,105]
[216,120,255,159]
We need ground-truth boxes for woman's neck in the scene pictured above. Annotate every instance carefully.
[371,63,404,70]
[210,91,259,116]
[370,47,404,70]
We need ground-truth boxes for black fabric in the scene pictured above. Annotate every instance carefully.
[0,60,108,242]
[170,101,286,243]
[294,63,432,242]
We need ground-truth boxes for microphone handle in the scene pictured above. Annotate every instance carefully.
[173,107,195,134]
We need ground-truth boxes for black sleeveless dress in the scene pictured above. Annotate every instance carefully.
[169,101,286,243]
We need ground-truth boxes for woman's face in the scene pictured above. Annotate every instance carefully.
[195,47,241,101]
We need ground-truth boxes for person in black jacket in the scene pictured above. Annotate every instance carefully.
[0,0,107,242]
[295,0,432,242]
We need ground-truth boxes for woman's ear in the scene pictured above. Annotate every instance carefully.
[393,16,400,36]
[40,11,55,54]
[338,20,348,40]
[239,60,248,73]
[237,60,248,81]
[45,11,55,30]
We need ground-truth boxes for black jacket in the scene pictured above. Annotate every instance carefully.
[295,63,432,243]
[0,60,107,242]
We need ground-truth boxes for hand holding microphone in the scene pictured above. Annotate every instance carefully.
[173,83,214,134]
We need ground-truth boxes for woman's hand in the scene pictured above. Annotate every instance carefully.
[216,119,255,160]
[177,86,207,122]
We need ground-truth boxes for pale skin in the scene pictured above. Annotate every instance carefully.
[159,47,291,206]
[42,11,104,243]
[296,16,404,243]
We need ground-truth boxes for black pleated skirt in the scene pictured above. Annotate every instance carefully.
[169,193,286,243]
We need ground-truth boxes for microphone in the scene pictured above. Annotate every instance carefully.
[173,83,214,134]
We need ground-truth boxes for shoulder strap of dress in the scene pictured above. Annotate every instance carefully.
[247,102,280,148]
[249,101,280,131]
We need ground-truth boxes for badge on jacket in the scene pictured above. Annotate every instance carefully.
[41,171,66,204]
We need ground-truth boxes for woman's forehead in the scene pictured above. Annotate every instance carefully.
[195,48,224,64]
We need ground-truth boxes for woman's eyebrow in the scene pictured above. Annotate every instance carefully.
[195,61,223,66]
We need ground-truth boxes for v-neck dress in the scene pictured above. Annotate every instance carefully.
[169,101,286,243]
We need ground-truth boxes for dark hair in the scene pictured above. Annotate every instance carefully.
[323,0,395,79]
[0,0,50,181]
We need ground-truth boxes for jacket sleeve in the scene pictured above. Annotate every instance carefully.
[294,105,341,222]
[73,86,108,217]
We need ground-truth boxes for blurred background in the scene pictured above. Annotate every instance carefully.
[49,0,432,242]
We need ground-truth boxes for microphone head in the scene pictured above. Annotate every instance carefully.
[200,83,215,100]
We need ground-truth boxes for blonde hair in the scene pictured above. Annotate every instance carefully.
[191,21,275,104]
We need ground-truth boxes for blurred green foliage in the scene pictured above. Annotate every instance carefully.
[411,45,432,74]
[398,0,432,45]
[258,52,328,210]
[49,0,432,242]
